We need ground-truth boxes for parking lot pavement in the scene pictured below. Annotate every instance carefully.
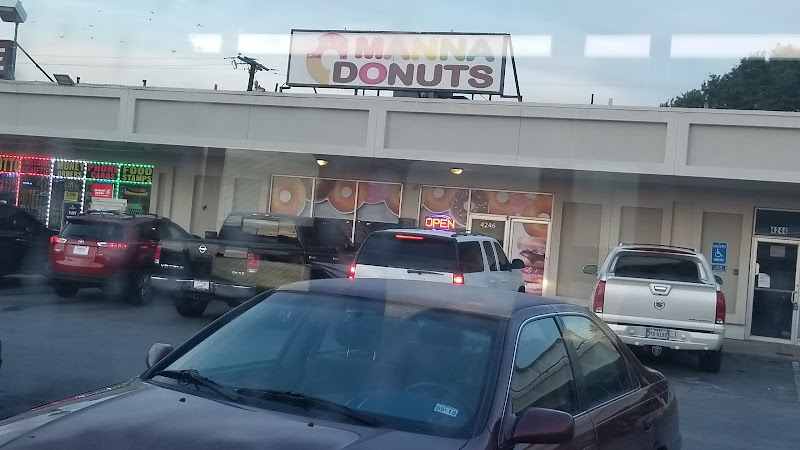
[641,350,800,450]
[2,283,800,450]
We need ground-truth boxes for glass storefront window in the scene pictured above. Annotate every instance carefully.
[118,184,152,215]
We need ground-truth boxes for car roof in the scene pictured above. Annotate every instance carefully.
[67,212,160,224]
[372,229,494,241]
[615,243,700,255]
[277,278,566,319]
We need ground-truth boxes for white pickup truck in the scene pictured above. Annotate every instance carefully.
[584,244,726,372]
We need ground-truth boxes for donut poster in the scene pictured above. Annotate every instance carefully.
[314,178,358,219]
[509,220,549,296]
[269,176,313,216]
[419,186,470,228]
[355,182,402,223]
[470,190,553,219]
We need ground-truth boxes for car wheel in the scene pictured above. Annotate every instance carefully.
[128,273,153,306]
[174,295,209,317]
[53,281,79,298]
[699,348,722,373]
[518,286,526,293]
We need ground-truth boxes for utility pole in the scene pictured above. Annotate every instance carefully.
[227,54,276,91]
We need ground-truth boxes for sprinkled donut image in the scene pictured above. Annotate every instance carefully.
[270,177,308,215]
[357,182,402,216]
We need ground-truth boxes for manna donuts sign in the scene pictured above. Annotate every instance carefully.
[287,30,508,94]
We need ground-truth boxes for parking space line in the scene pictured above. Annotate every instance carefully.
[793,361,800,404]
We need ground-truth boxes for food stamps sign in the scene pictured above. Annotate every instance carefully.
[288,30,508,94]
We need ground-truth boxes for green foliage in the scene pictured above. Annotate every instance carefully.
[662,44,800,111]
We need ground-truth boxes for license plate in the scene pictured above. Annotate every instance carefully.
[73,245,89,256]
[192,280,210,290]
[646,327,670,340]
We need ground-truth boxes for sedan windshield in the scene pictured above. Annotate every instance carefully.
[154,291,502,438]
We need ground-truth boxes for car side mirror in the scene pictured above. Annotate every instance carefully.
[714,275,723,286]
[583,264,598,275]
[146,343,174,369]
[205,231,218,239]
[509,408,575,445]
[510,259,525,270]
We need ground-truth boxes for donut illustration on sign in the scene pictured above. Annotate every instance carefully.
[305,33,349,85]
[270,177,308,216]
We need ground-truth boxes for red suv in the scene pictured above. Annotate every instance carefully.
[49,211,191,304]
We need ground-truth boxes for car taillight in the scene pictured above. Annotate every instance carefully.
[453,274,464,285]
[348,264,356,279]
[154,244,162,265]
[105,243,129,250]
[593,281,606,313]
[50,236,67,244]
[247,252,260,273]
[716,291,726,325]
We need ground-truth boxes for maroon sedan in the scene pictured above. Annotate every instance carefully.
[0,279,680,449]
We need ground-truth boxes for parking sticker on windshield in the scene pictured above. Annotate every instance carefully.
[434,403,459,418]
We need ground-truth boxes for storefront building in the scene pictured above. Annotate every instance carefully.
[0,153,154,228]
[5,81,800,344]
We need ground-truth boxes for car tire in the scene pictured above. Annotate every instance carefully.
[174,295,209,317]
[699,348,722,373]
[518,286,526,293]
[128,273,153,306]
[53,281,79,298]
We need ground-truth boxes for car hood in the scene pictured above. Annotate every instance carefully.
[0,379,467,449]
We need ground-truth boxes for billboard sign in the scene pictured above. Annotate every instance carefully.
[287,30,508,94]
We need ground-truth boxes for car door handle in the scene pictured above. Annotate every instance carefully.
[15,238,25,242]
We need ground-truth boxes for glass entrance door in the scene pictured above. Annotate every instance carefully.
[750,239,800,343]
[468,214,509,249]
[468,214,551,296]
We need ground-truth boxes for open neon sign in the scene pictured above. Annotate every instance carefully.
[425,214,456,231]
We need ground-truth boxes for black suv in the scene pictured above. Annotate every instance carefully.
[0,203,55,278]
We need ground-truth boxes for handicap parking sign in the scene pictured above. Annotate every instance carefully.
[711,242,727,266]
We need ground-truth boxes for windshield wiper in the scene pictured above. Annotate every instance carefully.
[236,389,383,427]
[407,269,444,275]
[153,369,242,402]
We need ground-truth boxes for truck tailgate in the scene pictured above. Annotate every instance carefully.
[211,244,311,289]
[154,239,217,280]
[602,276,719,333]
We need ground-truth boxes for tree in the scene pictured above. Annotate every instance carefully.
[661,44,800,111]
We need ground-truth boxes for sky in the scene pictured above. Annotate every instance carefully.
[5,0,800,106]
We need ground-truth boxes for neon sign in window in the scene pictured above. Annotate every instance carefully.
[425,214,456,231]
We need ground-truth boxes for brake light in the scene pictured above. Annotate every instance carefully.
[395,234,424,240]
[593,281,606,313]
[348,264,356,279]
[716,291,726,325]
[247,252,260,273]
[106,243,129,250]
[50,236,67,244]
[154,244,162,265]
[453,274,464,285]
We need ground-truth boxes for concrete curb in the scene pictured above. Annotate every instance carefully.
[723,338,800,361]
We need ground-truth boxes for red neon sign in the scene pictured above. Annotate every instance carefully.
[425,214,456,231]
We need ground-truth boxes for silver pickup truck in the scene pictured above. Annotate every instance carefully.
[584,244,726,372]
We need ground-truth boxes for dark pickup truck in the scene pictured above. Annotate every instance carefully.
[151,212,357,317]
